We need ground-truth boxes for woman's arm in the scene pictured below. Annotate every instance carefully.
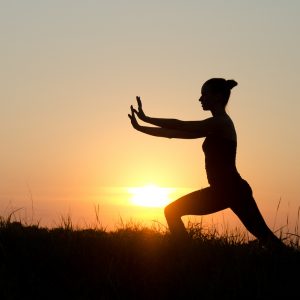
[128,107,203,139]
[143,116,184,129]
[144,116,216,134]
[135,126,203,139]
[133,96,219,135]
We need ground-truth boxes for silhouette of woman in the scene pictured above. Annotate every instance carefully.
[128,78,284,249]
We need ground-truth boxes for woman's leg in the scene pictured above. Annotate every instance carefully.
[164,187,229,239]
[230,180,284,248]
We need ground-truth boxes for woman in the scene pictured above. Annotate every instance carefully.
[128,78,284,249]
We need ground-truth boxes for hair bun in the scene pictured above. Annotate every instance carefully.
[226,79,238,90]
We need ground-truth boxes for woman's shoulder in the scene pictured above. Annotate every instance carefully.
[214,115,237,141]
[203,114,233,126]
[214,113,233,122]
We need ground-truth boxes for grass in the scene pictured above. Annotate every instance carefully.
[0,212,299,300]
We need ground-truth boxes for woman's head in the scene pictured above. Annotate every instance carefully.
[200,78,238,110]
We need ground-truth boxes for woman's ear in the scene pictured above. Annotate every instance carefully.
[215,92,224,104]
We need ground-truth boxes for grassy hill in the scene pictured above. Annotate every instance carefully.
[0,217,299,299]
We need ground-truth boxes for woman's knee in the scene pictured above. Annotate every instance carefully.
[164,203,173,218]
[164,202,181,219]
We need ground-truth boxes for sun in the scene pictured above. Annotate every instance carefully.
[128,184,174,207]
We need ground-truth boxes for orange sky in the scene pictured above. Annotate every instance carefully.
[0,1,299,234]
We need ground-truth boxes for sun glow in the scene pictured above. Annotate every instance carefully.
[128,184,174,207]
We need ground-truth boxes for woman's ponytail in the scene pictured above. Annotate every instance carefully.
[226,79,238,90]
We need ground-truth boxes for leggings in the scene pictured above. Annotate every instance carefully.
[164,179,276,241]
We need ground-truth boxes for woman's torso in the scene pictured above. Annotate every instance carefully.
[202,115,241,186]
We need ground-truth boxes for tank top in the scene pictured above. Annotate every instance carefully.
[202,135,241,186]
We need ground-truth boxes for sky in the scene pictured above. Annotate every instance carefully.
[0,1,299,234]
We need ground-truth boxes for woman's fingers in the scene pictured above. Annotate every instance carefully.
[135,97,146,121]
[130,105,139,115]
[136,96,142,108]
[129,106,137,119]
[130,105,135,114]
[128,109,139,129]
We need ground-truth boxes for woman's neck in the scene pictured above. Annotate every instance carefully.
[210,106,227,117]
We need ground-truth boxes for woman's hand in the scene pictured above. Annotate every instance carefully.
[128,105,140,129]
[135,96,147,122]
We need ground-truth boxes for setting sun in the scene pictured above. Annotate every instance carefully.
[128,184,174,207]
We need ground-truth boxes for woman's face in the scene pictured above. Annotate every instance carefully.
[199,84,217,111]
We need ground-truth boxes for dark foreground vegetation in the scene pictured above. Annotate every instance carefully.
[0,217,299,300]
